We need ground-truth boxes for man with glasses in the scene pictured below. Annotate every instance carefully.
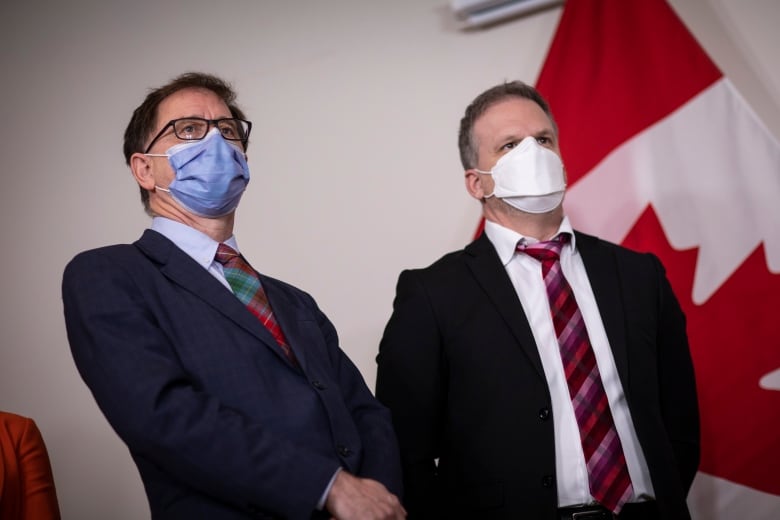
[62,72,405,520]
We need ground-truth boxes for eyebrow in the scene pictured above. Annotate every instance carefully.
[494,129,556,148]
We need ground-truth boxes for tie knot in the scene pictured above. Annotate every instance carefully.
[215,243,240,265]
[517,233,569,262]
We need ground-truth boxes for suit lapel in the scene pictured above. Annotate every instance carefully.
[254,276,311,372]
[464,234,546,378]
[134,230,289,365]
[575,232,629,381]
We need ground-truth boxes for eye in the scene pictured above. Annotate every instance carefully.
[500,141,518,151]
[175,119,207,139]
[536,136,550,145]
[219,119,241,140]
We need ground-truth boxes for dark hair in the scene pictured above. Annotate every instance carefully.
[123,72,249,212]
[457,80,558,170]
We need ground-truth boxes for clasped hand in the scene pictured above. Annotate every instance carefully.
[325,470,406,520]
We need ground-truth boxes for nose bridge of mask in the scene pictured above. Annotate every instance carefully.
[167,127,220,166]
[476,135,537,176]
[490,135,565,197]
[167,128,248,175]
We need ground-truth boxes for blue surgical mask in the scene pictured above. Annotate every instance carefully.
[146,128,250,217]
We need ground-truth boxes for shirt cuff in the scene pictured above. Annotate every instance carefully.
[317,467,343,510]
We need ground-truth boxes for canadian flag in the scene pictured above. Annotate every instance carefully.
[532,0,780,518]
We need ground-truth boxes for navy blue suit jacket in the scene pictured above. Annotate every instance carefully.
[63,229,401,519]
[376,231,699,519]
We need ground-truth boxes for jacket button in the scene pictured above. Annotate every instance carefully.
[337,444,352,457]
[538,407,551,421]
[542,475,554,488]
[311,379,326,390]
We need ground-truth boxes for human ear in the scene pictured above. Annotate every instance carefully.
[129,153,156,190]
[465,168,490,200]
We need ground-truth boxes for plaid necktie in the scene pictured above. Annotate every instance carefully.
[214,243,298,365]
[519,234,633,513]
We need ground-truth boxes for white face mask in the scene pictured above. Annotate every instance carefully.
[475,136,566,213]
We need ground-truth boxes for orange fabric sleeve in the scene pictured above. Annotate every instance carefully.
[0,412,61,520]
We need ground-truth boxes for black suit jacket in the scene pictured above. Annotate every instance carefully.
[63,229,401,519]
[376,231,699,519]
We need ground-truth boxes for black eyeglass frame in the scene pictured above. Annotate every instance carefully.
[143,117,252,153]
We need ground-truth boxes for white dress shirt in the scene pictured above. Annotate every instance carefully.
[483,217,654,506]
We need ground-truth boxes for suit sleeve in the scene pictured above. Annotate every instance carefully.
[653,256,700,492]
[313,302,403,496]
[62,250,338,519]
[375,269,445,518]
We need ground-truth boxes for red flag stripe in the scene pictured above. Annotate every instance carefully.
[535,0,722,186]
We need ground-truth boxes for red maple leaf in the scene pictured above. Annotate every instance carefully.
[622,205,780,494]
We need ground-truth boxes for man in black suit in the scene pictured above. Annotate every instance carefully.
[62,72,405,520]
[375,81,699,519]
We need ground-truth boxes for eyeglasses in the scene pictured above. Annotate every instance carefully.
[144,117,252,153]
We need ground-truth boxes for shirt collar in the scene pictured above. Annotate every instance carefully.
[151,217,239,269]
[483,215,577,266]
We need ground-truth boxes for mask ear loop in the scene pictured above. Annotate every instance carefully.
[143,153,173,193]
[472,168,497,199]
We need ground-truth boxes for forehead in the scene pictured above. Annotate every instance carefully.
[473,97,554,143]
[156,87,231,122]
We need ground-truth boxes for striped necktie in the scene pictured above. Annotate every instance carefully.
[519,234,633,513]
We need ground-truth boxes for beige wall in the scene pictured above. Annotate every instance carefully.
[1,1,778,518]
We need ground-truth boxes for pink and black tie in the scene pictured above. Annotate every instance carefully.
[215,243,298,365]
[518,234,633,513]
